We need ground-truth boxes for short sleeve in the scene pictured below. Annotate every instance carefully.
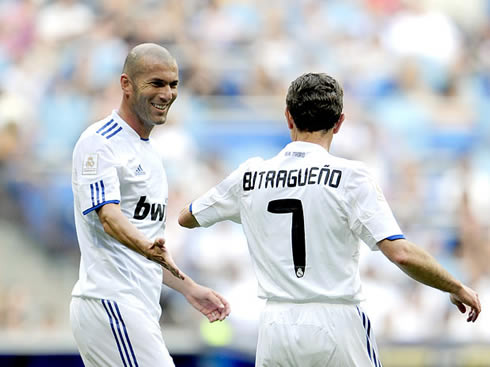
[343,163,403,250]
[192,158,261,227]
[73,136,121,215]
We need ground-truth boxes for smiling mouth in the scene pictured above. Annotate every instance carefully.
[151,103,167,111]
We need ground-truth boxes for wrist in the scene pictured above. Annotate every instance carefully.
[136,239,151,257]
[179,277,197,295]
[452,281,465,295]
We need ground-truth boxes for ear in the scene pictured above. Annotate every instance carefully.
[285,107,295,130]
[333,113,345,134]
[120,74,132,97]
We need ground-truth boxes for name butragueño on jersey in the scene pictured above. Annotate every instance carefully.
[243,164,342,191]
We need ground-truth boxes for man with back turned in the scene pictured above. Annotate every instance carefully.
[179,72,480,366]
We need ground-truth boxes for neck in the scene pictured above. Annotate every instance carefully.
[291,129,334,151]
[117,101,152,139]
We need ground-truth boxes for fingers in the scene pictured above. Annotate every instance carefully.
[451,289,481,323]
[214,292,231,320]
[455,301,466,314]
[154,238,165,246]
[202,292,231,323]
[467,295,481,323]
[207,309,228,323]
[467,308,478,323]
[203,293,229,322]
[207,310,220,323]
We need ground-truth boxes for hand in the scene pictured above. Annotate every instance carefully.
[145,238,184,280]
[450,284,481,322]
[184,284,231,323]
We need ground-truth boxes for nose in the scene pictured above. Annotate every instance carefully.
[158,85,172,102]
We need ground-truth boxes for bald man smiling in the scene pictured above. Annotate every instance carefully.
[70,43,230,367]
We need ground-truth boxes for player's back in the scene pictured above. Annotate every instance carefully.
[238,141,381,304]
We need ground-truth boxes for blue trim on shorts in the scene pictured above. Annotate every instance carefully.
[102,299,129,367]
[113,301,139,367]
[106,301,133,367]
[356,306,382,367]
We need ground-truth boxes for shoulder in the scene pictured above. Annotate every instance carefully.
[328,155,371,177]
[239,156,265,171]
[73,117,120,161]
[325,155,377,196]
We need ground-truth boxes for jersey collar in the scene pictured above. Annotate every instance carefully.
[284,141,330,154]
[111,110,148,141]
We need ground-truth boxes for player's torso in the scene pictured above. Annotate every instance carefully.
[72,114,167,318]
[240,142,363,303]
[116,139,169,239]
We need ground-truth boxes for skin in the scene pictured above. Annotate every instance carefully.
[96,44,230,322]
[118,43,179,139]
[178,107,481,323]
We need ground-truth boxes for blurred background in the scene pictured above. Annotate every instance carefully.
[0,0,489,366]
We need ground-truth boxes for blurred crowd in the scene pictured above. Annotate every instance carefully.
[0,0,489,351]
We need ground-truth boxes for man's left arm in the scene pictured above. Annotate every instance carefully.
[162,267,230,322]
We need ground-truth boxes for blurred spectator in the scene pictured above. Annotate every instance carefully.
[36,0,95,43]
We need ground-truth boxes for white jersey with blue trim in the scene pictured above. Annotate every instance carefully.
[71,110,168,320]
[192,141,404,304]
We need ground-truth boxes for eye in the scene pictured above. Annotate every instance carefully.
[151,81,163,87]
[170,82,179,89]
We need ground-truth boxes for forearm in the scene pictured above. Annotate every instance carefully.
[98,203,149,255]
[379,239,463,294]
[162,267,195,295]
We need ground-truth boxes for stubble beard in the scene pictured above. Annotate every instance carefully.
[133,95,168,129]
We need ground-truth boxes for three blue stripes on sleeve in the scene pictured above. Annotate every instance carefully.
[82,179,119,215]
[90,180,105,206]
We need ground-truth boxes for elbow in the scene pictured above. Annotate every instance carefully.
[97,207,114,235]
[177,214,188,228]
[101,219,112,234]
[99,213,112,234]
[380,238,413,267]
[178,208,199,228]
[178,214,194,228]
[390,248,411,267]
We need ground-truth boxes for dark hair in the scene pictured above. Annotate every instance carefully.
[286,73,343,132]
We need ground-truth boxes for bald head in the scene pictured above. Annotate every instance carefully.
[122,43,176,81]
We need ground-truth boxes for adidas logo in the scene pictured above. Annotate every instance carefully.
[135,164,146,176]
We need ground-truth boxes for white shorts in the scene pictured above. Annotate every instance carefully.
[256,301,382,367]
[70,297,175,367]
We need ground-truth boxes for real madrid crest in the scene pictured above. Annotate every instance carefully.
[82,154,98,175]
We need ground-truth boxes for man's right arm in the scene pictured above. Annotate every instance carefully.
[97,203,183,279]
[178,205,200,228]
[378,238,481,322]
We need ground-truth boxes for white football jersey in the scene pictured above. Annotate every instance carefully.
[72,110,168,320]
[192,141,403,304]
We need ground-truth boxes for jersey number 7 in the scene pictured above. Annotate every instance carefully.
[267,199,306,278]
